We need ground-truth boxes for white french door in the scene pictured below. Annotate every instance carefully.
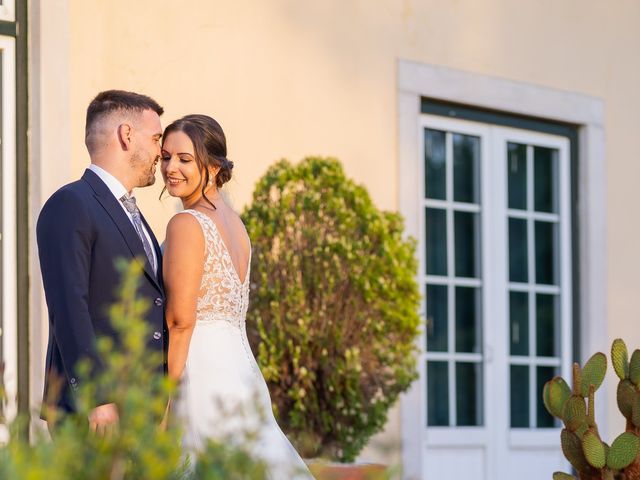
[0,34,17,431]
[416,114,572,479]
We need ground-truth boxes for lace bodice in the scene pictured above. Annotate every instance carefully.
[180,209,251,328]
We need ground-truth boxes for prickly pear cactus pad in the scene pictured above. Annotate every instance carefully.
[582,430,607,468]
[563,396,587,432]
[617,379,636,419]
[580,353,607,397]
[630,350,640,386]
[561,429,593,473]
[544,377,571,419]
[552,473,577,480]
[612,339,629,380]
[607,432,640,469]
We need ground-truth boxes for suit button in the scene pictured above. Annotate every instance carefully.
[153,331,162,340]
[154,298,163,307]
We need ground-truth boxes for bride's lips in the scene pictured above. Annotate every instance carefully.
[166,177,186,186]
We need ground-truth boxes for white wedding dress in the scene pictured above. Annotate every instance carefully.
[173,209,314,479]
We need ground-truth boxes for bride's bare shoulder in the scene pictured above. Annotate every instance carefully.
[163,212,206,279]
[165,211,204,244]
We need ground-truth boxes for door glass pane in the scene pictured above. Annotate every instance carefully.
[508,142,527,210]
[537,366,558,428]
[426,284,448,352]
[509,218,528,283]
[534,146,559,213]
[453,133,480,204]
[535,220,558,285]
[455,287,482,353]
[425,129,446,200]
[427,361,449,426]
[510,291,529,356]
[510,365,530,427]
[426,207,447,276]
[536,294,560,357]
[454,211,480,278]
[456,362,483,426]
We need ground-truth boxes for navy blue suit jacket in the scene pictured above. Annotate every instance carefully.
[36,169,167,418]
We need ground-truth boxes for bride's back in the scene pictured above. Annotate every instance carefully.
[180,204,251,324]
[198,202,251,284]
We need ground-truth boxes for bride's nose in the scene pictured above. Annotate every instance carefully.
[164,155,179,174]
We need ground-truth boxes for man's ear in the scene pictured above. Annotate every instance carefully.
[117,124,133,150]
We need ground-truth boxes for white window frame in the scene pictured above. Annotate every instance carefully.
[420,116,573,449]
[398,60,606,479]
[491,126,572,447]
[421,116,492,449]
[0,0,15,22]
[0,35,17,429]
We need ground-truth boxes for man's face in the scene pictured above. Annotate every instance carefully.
[130,109,162,188]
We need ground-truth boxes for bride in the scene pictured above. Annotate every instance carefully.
[161,114,314,478]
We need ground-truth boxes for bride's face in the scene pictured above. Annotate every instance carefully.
[160,130,205,199]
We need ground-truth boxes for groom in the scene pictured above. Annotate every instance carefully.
[37,90,167,434]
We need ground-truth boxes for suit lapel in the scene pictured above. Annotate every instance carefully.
[82,169,162,292]
[140,212,164,291]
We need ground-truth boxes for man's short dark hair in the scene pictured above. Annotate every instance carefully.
[85,90,164,146]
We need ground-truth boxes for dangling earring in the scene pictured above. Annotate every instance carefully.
[208,179,213,187]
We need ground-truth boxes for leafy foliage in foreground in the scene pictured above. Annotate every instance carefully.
[0,260,267,480]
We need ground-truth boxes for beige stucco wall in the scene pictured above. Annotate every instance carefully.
[31,0,640,464]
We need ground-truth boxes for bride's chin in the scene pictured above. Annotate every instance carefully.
[164,186,183,198]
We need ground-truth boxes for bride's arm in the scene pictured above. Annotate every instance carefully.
[164,213,205,382]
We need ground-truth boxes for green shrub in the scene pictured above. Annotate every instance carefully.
[242,157,421,462]
[0,259,268,480]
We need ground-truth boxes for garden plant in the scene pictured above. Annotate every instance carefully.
[543,339,640,480]
[243,157,421,463]
[0,260,268,480]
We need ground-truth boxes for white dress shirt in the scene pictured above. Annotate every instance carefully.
[88,164,158,272]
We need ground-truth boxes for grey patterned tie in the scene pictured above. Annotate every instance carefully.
[120,194,157,274]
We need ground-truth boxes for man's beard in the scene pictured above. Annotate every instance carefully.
[130,149,158,188]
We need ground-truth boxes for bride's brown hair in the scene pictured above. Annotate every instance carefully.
[161,114,233,210]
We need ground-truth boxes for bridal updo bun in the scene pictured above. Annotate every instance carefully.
[162,114,233,201]
[216,157,234,188]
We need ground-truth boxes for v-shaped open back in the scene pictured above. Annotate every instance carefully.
[179,209,251,326]
[196,210,251,285]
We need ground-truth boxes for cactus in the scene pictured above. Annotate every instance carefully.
[630,350,640,386]
[607,432,639,469]
[553,473,577,480]
[544,377,571,418]
[543,339,640,479]
[563,395,587,432]
[612,339,629,380]
[582,430,606,468]
[553,472,577,480]
[581,353,607,398]
[617,379,636,420]
[561,428,597,474]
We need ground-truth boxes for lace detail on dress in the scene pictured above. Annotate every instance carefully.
[179,210,251,329]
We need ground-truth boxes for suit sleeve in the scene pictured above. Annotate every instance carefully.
[36,189,105,396]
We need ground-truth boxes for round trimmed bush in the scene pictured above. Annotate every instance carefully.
[243,157,420,462]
